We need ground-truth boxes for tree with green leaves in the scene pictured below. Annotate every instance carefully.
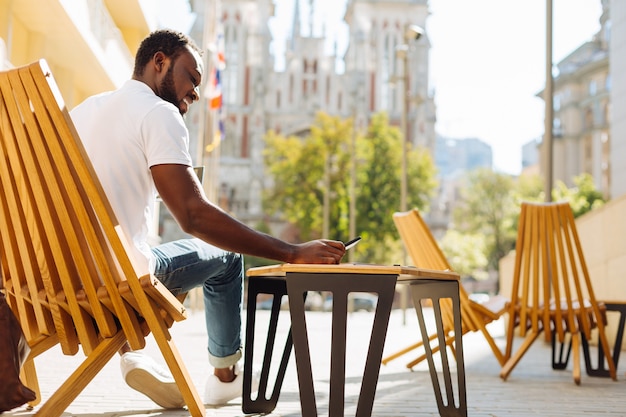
[449,169,605,286]
[262,111,438,264]
[439,229,489,280]
[356,112,437,263]
[263,112,352,241]
[452,168,517,272]
[552,173,605,217]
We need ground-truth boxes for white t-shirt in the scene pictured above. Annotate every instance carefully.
[70,80,193,273]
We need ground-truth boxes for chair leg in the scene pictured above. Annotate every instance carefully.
[500,331,541,381]
[480,327,506,366]
[21,359,40,408]
[381,340,427,365]
[405,334,443,369]
[571,332,581,385]
[34,331,126,417]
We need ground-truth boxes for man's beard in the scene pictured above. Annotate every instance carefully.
[159,67,184,115]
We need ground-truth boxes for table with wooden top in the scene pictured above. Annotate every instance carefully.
[242,263,467,417]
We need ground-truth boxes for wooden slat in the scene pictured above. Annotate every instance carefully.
[0,60,205,416]
[501,201,616,382]
[18,65,121,343]
[0,70,77,352]
[28,63,147,350]
[380,208,508,368]
[6,66,99,354]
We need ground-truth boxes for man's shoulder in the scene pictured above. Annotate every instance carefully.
[121,80,180,116]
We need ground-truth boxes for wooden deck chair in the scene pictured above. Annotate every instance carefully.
[500,201,616,384]
[382,208,509,369]
[0,60,205,416]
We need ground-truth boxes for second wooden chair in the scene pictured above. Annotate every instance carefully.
[500,201,616,384]
[382,209,509,369]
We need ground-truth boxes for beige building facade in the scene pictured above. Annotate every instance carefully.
[0,0,157,108]
[609,0,626,198]
[536,0,612,198]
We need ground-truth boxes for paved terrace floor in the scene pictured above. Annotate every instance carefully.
[5,307,626,417]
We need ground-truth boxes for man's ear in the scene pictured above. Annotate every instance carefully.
[153,51,167,72]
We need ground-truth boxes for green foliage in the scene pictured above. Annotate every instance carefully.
[552,173,605,217]
[262,113,353,241]
[440,230,489,280]
[453,168,517,271]
[512,172,545,204]
[452,169,606,281]
[355,112,437,263]
[262,111,437,265]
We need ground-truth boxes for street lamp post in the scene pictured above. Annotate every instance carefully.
[396,24,424,214]
[395,24,423,323]
[544,0,554,202]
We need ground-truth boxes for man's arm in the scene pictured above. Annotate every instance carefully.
[151,164,346,264]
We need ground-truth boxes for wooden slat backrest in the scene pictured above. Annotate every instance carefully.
[511,201,599,343]
[0,61,184,354]
[502,201,615,382]
[0,60,201,417]
[393,210,451,271]
[394,209,479,331]
[393,210,456,330]
[390,209,509,367]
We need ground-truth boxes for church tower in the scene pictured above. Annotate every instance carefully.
[188,0,434,238]
[344,0,434,151]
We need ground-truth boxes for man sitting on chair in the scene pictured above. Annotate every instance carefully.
[71,29,346,409]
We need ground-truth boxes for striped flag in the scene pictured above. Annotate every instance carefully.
[206,33,225,110]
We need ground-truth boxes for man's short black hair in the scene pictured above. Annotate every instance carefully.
[133,29,202,77]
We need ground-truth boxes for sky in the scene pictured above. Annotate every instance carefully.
[158,0,604,175]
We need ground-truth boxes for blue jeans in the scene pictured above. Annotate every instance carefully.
[151,238,243,369]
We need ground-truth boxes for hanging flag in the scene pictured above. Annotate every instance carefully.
[204,33,226,154]
[205,33,225,111]
[208,67,222,110]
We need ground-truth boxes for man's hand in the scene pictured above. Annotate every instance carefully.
[291,240,346,264]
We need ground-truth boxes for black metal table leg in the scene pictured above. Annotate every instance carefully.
[581,302,626,377]
[552,330,572,370]
[242,276,293,414]
[286,272,397,417]
[409,279,467,417]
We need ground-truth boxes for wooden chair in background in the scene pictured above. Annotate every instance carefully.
[499,201,616,384]
[0,60,205,416]
[382,209,509,369]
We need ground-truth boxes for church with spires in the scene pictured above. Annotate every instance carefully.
[181,0,435,240]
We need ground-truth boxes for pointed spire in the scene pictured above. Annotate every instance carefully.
[292,0,301,47]
[309,0,314,37]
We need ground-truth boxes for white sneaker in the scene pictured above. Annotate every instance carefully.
[204,363,259,406]
[120,351,185,409]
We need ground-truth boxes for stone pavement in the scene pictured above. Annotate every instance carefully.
[5,307,626,417]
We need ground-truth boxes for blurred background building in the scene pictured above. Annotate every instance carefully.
[0,0,157,107]
[182,0,435,241]
[1,0,624,241]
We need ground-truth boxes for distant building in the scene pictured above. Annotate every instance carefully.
[428,136,493,237]
[521,138,540,170]
[184,0,435,239]
[537,0,611,198]
[435,136,493,179]
[0,0,154,106]
[609,0,626,198]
